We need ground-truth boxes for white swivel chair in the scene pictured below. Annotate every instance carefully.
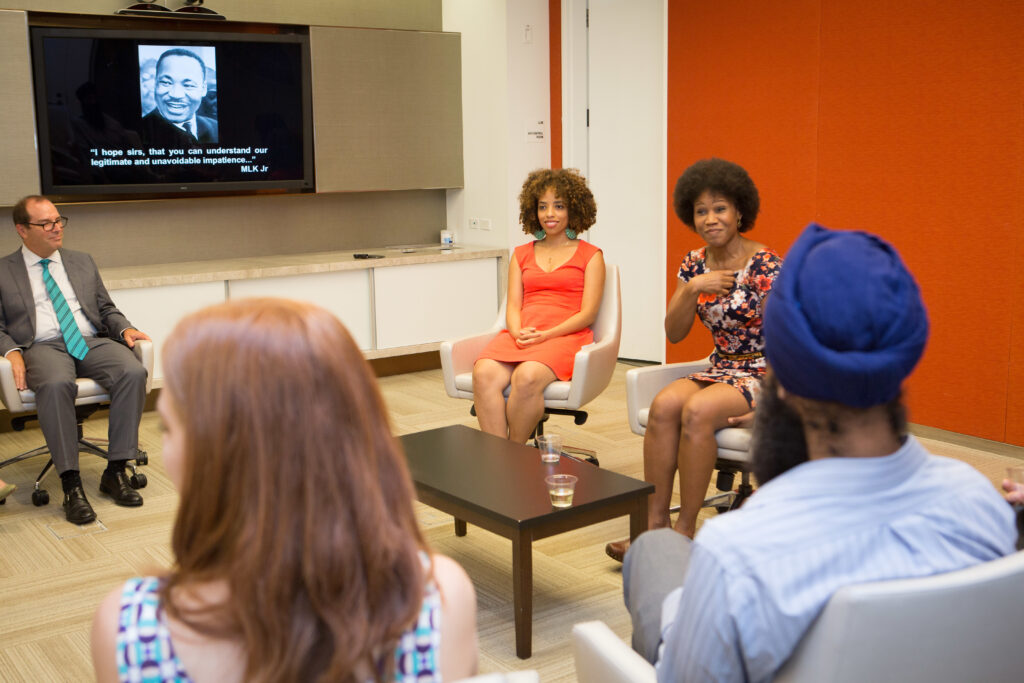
[440,264,621,465]
[775,549,1024,682]
[572,621,655,683]
[625,357,753,511]
[573,551,1024,683]
[0,339,154,506]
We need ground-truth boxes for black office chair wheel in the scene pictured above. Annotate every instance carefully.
[130,472,148,489]
[135,450,149,467]
[32,489,49,506]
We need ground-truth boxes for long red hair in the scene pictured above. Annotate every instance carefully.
[160,298,425,682]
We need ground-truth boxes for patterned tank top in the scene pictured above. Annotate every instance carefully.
[115,553,443,682]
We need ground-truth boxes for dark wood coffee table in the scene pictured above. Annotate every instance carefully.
[400,424,654,658]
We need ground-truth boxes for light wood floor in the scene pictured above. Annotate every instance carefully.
[0,364,1021,682]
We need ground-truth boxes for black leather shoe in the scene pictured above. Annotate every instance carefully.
[99,470,143,507]
[63,485,97,524]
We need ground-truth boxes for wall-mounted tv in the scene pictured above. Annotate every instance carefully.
[30,25,315,201]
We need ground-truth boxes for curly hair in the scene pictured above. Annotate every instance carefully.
[518,168,597,236]
[673,158,760,233]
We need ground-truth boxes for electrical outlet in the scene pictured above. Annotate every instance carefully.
[478,218,492,231]
[469,218,480,229]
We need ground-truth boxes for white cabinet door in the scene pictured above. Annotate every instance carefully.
[227,270,373,350]
[111,281,227,384]
[374,259,498,349]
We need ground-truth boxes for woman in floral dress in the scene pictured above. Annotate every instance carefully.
[607,159,782,561]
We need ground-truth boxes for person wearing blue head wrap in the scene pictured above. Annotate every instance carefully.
[763,222,929,408]
[621,222,1017,682]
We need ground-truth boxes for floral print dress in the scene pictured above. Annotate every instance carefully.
[677,247,783,408]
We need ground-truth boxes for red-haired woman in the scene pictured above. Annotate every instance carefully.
[91,298,477,682]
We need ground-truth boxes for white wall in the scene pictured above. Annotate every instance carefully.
[503,0,552,251]
[442,0,509,251]
[443,0,552,262]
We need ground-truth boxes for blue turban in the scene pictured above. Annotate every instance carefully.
[763,223,929,408]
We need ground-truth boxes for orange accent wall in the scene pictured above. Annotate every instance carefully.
[548,0,562,169]
[666,0,1024,444]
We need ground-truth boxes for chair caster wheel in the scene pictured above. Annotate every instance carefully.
[135,451,148,467]
[715,505,730,514]
[32,489,49,506]
[130,473,148,489]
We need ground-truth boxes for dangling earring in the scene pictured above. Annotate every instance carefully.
[533,230,546,240]
[566,228,578,240]
[737,217,743,230]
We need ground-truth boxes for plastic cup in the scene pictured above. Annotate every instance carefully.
[537,434,562,463]
[545,474,578,508]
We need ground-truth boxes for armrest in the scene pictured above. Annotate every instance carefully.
[625,358,712,435]
[572,621,656,683]
[0,353,26,413]
[439,312,505,399]
[132,339,154,393]
[564,327,620,409]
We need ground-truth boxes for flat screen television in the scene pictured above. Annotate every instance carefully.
[30,25,315,201]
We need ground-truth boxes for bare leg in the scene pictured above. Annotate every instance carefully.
[506,361,557,443]
[673,383,750,538]
[643,379,703,529]
[472,359,514,437]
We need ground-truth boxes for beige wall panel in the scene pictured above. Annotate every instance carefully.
[311,27,463,192]
[0,10,41,205]
[0,190,446,267]
[0,1,441,31]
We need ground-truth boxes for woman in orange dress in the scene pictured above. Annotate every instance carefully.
[473,168,605,443]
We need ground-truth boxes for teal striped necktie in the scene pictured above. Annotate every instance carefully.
[39,258,89,361]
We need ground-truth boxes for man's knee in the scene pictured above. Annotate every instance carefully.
[624,529,691,607]
[32,377,78,401]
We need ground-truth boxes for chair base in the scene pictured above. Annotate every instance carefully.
[0,410,148,507]
[468,405,601,466]
[669,465,754,516]
[532,411,599,467]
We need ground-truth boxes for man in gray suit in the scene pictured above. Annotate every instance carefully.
[2,196,150,524]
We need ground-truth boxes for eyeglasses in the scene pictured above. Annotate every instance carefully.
[25,217,69,232]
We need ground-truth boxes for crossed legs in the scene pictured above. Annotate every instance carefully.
[644,379,750,537]
[472,359,556,443]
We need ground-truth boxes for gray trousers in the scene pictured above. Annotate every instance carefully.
[623,528,693,664]
[23,337,147,474]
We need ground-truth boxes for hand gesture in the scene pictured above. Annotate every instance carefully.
[1003,478,1024,505]
[7,350,27,391]
[694,270,737,297]
[726,411,755,428]
[121,328,151,349]
[514,327,546,348]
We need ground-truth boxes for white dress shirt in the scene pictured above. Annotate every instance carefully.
[21,246,97,344]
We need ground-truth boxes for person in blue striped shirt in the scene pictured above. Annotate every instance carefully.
[623,223,1017,682]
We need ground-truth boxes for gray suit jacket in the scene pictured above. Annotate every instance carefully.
[0,248,133,357]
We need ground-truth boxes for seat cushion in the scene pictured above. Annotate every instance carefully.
[454,372,571,401]
[17,378,110,412]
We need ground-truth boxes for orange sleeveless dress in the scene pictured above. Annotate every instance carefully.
[477,239,602,380]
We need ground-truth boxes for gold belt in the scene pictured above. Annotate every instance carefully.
[716,350,764,361]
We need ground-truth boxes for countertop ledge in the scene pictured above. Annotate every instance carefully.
[100,244,507,290]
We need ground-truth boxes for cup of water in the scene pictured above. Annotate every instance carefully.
[545,474,578,508]
[537,434,562,463]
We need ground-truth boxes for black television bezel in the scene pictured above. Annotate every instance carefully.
[29,23,316,203]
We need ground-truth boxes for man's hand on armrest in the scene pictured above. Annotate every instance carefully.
[6,349,27,391]
[121,328,151,349]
